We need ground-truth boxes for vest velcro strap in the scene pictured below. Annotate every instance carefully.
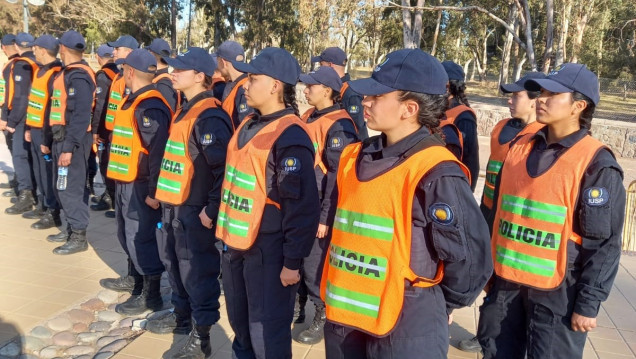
[403,262,444,288]
[265,198,281,210]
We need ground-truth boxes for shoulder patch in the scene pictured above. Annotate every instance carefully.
[96,86,103,94]
[281,157,301,172]
[200,133,215,145]
[584,187,609,206]
[125,88,131,95]
[330,137,343,148]
[14,75,21,82]
[238,103,248,113]
[142,116,151,127]
[68,87,75,96]
[348,105,359,114]
[429,203,454,225]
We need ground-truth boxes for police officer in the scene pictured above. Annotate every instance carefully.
[215,40,252,129]
[294,66,359,345]
[91,44,118,211]
[147,38,179,112]
[147,48,232,359]
[99,49,172,315]
[312,47,367,139]
[23,35,63,230]
[477,64,626,359]
[92,35,138,217]
[320,49,492,359]
[1,32,38,215]
[209,54,226,100]
[46,30,96,255]
[217,47,320,359]
[440,61,480,191]
[1,34,18,195]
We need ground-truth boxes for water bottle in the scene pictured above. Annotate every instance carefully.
[57,166,68,191]
[98,142,105,151]
[43,153,52,162]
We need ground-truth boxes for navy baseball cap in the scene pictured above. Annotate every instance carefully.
[524,63,600,105]
[59,30,86,51]
[107,35,139,49]
[15,32,34,47]
[500,72,547,93]
[147,38,171,57]
[116,49,157,73]
[233,47,300,85]
[164,47,216,76]
[216,41,245,62]
[97,44,114,58]
[28,34,59,51]
[348,49,448,96]
[210,53,219,67]
[1,34,16,46]
[442,61,465,81]
[311,47,347,66]
[299,66,342,92]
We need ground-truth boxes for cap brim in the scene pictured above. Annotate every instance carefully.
[311,56,322,63]
[115,58,126,65]
[232,61,262,76]
[525,79,573,94]
[298,74,320,85]
[164,57,190,70]
[106,41,119,47]
[347,77,395,96]
[500,83,525,93]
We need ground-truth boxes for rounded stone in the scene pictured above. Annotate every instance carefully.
[52,331,76,346]
[72,323,89,333]
[118,317,134,328]
[99,339,127,353]
[77,332,101,344]
[24,336,46,352]
[107,327,133,338]
[81,298,106,312]
[64,345,94,356]
[89,321,112,333]
[107,304,117,311]
[67,309,94,324]
[0,341,20,356]
[39,346,60,359]
[19,354,39,359]
[30,325,53,339]
[97,290,120,304]
[74,356,92,359]
[93,351,114,359]
[97,311,121,322]
[96,336,117,347]
[131,318,147,330]
[47,317,72,332]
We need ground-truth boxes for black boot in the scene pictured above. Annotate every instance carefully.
[294,295,307,324]
[171,325,212,359]
[146,310,192,334]
[2,189,16,197]
[22,204,46,219]
[105,209,115,218]
[115,274,163,315]
[47,227,70,242]
[32,209,62,230]
[0,178,16,189]
[90,192,112,211]
[295,304,326,345]
[100,259,141,293]
[458,336,482,353]
[53,229,88,255]
[5,190,34,215]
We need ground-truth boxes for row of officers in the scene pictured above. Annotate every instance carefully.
[0,29,625,359]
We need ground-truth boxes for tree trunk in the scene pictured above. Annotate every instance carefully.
[470,58,477,81]
[519,0,537,70]
[541,0,554,72]
[481,25,489,81]
[513,57,527,79]
[499,1,517,89]
[571,0,592,63]
[170,0,177,50]
[402,0,426,48]
[402,0,414,48]
[554,0,571,67]
[430,0,442,56]
[463,58,473,79]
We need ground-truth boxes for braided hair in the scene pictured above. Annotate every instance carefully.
[449,79,470,107]
[398,91,449,135]
[572,91,595,134]
[283,84,300,116]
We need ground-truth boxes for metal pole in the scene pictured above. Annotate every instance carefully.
[23,0,28,33]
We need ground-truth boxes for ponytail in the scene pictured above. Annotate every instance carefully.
[449,79,470,107]
[571,92,595,134]
[283,84,300,116]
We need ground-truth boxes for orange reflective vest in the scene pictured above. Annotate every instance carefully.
[301,107,355,174]
[105,74,127,131]
[221,76,249,129]
[155,97,221,205]
[107,90,173,182]
[481,119,544,210]
[440,104,476,155]
[491,133,606,290]
[153,72,181,110]
[26,65,62,128]
[3,56,38,110]
[321,142,469,336]
[215,114,309,250]
[0,58,18,106]
[100,67,117,82]
[49,63,96,131]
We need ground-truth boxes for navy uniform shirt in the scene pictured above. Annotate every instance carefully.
[340,73,368,139]
[174,91,233,220]
[154,68,179,112]
[351,127,493,312]
[92,62,119,138]
[449,99,480,191]
[51,60,96,153]
[441,125,462,159]
[7,51,36,128]
[33,59,63,149]
[221,73,253,129]
[305,104,359,224]
[237,107,320,270]
[119,84,171,197]
[1,53,19,122]
[490,127,626,318]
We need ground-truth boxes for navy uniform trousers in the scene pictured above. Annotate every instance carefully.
[30,128,58,210]
[156,204,221,326]
[12,122,34,192]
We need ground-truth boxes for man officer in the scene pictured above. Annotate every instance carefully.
[147,38,179,112]
[216,40,252,129]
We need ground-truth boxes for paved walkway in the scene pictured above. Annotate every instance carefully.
[0,133,635,358]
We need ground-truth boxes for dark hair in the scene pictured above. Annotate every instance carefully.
[398,91,449,134]
[202,74,214,90]
[448,79,470,107]
[46,45,59,58]
[571,91,595,132]
[283,83,299,116]
[330,89,342,107]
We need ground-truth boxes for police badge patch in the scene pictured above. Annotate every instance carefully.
[584,187,609,206]
[201,133,215,145]
[239,103,248,113]
[14,75,22,82]
[281,157,301,172]
[348,105,359,114]
[429,203,454,225]
[69,87,76,96]
[142,116,152,127]
[330,137,343,148]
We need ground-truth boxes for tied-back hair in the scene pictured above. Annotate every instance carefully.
[449,79,470,107]
[283,84,300,116]
[398,91,449,134]
[202,74,214,90]
[572,91,595,133]
[330,89,342,108]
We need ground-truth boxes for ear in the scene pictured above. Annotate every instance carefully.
[401,99,419,120]
[572,97,588,116]
[271,78,281,95]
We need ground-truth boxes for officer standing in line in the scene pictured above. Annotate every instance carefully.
[217,47,320,359]
[209,54,226,101]
[92,35,138,218]
[312,47,368,139]
[1,32,38,215]
[100,49,172,315]
[216,41,252,129]
[146,47,232,359]
[46,30,96,255]
[23,35,63,230]
[320,49,492,359]
[0,34,19,195]
[147,38,179,112]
